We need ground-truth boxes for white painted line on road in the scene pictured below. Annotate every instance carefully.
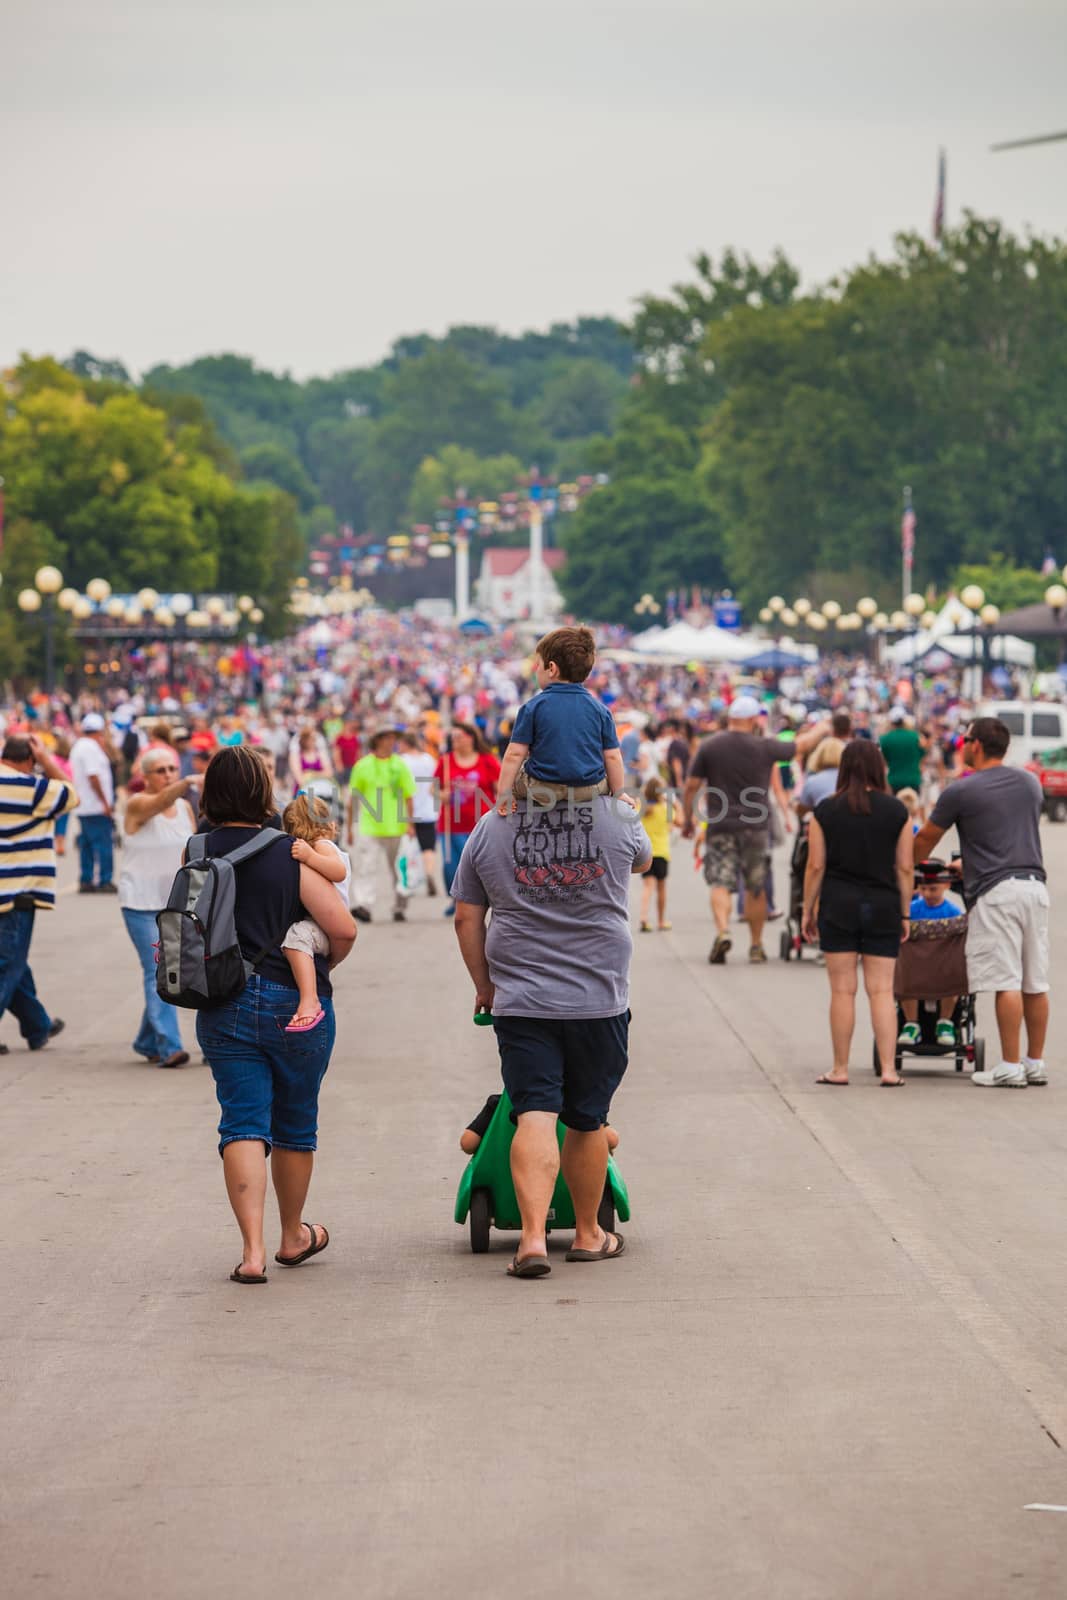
[1024,1504,1067,1513]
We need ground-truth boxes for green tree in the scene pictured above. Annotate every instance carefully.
[560,475,724,622]
[406,446,524,526]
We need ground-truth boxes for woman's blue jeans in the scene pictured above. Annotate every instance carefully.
[440,831,472,894]
[196,975,336,1154]
[122,908,184,1059]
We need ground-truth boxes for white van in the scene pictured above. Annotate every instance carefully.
[977,701,1067,766]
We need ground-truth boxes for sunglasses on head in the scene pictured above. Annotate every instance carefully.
[151,764,180,774]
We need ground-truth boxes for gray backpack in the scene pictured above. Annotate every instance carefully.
[155,829,285,1010]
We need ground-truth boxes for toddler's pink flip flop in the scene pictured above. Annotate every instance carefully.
[286,1009,325,1034]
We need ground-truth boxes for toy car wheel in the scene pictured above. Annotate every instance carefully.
[973,1038,985,1075]
[779,930,792,961]
[1049,798,1067,823]
[597,1182,616,1237]
[469,1187,491,1253]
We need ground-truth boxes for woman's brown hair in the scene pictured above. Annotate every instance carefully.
[834,739,889,815]
[200,746,276,827]
[449,721,490,755]
[644,775,665,806]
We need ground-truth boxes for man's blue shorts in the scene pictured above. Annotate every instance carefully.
[492,1013,629,1131]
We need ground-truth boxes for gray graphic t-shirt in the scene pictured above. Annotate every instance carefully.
[451,798,651,1018]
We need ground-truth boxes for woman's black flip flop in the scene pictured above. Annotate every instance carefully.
[230,1265,268,1284]
[275,1222,329,1266]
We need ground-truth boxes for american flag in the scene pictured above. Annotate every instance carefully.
[902,505,916,559]
[932,149,946,242]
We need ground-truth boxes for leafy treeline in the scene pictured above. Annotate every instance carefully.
[0,357,302,676]
[140,319,635,539]
[561,217,1067,619]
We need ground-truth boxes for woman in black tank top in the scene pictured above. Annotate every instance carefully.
[193,748,356,1284]
[803,741,912,1086]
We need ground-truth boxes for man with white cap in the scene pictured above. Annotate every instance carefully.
[683,697,828,964]
[70,713,117,894]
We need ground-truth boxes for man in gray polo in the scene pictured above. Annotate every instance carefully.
[915,716,1049,1087]
[452,795,650,1278]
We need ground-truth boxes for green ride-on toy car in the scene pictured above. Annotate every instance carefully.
[454,1089,631,1253]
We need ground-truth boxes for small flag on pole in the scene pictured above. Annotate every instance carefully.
[932,148,946,242]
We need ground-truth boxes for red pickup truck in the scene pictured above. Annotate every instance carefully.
[1025,747,1067,822]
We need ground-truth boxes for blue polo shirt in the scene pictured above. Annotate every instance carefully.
[511,682,620,786]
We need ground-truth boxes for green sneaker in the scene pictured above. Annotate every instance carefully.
[897,1022,921,1046]
[935,1020,957,1046]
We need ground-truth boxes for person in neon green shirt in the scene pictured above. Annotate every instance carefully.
[346,728,416,923]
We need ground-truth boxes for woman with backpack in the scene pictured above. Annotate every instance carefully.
[192,747,356,1284]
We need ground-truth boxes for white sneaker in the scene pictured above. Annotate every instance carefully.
[1023,1056,1048,1085]
[972,1062,1027,1088]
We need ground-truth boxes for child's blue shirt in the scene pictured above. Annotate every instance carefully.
[511,682,619,785]
[909,894,963,921]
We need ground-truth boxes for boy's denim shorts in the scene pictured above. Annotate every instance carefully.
[195,974,336,1155]
[492,1012,629,1131]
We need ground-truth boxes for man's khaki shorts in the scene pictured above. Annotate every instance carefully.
[281,918,330,959]
[703,829,769,894]
[966,877,1050,994]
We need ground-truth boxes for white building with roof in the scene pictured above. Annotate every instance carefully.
[474,547,566,623]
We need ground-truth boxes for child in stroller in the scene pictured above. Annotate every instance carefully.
[883,860,985,1077]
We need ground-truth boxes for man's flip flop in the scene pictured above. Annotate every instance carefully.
[507,1254,551,1278]
[815,1075,849,1086]
[285,1009,325,1034]
[275,1222,329,1266]
[230,1265,268,1284]
[566,1231,626,1263]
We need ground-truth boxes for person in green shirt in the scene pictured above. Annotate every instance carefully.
[879,708,925,795]
[346,728,416,923]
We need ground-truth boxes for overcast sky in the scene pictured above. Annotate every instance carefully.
[3,0,1065,378]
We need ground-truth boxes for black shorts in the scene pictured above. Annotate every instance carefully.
[642,856,669,881]
[818,892,901,959]
[414,822,437,853]
[493,1013,629,1131]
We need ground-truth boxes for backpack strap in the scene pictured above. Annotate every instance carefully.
[187,833,208,863]
[218,827,286,868]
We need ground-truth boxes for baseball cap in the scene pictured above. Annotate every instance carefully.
[189,732,216,752]
[82,713,106,733]
[727,695,762,720]
[888,705,907,723]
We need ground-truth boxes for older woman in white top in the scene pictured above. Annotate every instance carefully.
[119,747,197,1068]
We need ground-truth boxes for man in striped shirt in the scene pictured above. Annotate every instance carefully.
[0,735,78,1053]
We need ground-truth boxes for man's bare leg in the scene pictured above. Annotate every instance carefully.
[995,990,1024,1061]
[746,888,767,949]
[510,1111,560,1262]
[710,886,731,935]
[561,1127,612,1253]
[1022,991,1049,1059]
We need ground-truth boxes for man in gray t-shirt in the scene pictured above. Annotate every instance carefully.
[453,797,650,1278]
[915,717,1049,1089]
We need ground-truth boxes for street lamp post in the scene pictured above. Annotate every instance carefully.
[959,584,986,702]
[1045,583,1067,664]
[17,564,65,693]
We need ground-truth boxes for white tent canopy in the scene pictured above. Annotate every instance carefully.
[886,600,1035,668]
[631,621,761,664]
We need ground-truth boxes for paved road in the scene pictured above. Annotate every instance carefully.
[4,825,1067,1600]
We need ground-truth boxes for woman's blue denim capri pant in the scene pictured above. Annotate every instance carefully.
[196,974,336,1155]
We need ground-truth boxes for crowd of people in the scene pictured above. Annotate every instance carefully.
[0,608,1055,1279]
